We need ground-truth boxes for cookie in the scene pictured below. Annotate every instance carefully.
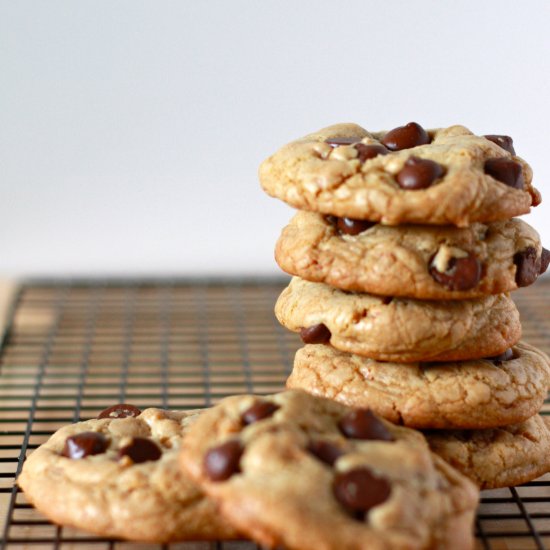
[275,277,521,362]
[424,415,550,490]
[275,211,549,300]
[17,406,237,542]
[180,390,478,550]
[259,122,540,226]
[286,343,550,430]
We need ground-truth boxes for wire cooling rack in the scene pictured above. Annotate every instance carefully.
[0,279,549,550]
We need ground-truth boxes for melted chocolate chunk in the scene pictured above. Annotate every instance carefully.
[98,404,142,419]
[396,156,445,190]
[514,247,540,287]
[381,122,430,151]
[429,253,482,291]
[307,440,345,466]
[484,158,524,189]
[204,440,243,481]
[484,135,516,155]
[354,143,389,162]
[333,467,391,518]
[242,400,280,425]
[300,324,331,344]
[540,247,550,275]
[118,437,161,463]
[336,217,376,236]
[325,137,362,147]
[338,409,393,441]
[62,432,108,459]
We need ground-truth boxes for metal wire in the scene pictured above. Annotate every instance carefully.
[0,279,549,550]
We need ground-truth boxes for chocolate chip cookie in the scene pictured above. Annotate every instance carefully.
[287,343,550,430]
[275,211,548,299]
[260,122,540,226]
[180,390,478,550]
[424,414,550,490]
[17,406,237,542]
[276,277,521,362]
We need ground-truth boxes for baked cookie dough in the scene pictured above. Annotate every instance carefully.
[275,211,549,300]
[425,414,550,490]
[180,390,478,550]
[17,406,237,542]
[260,122,540,226]
[275,277,521,362]
[286,343,550,430]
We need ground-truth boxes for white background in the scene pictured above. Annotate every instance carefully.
[1,0,549,277]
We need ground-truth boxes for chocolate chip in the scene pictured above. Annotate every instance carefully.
[381,296,393,305]
[338,409,393,441]
[307,440,345,466]
[484,158,524,189]
[242,400,280,425]
[418,361,436,370]
[333,467,391,518]
[118,437,161,463]
[381,122,430,151]
[487,348,514,365]
[354,143,389,163]
[98,404,142,419]
[396,156,445,190]
[62,432,108,459]
[429,253,482,291]
[204,440,243,481]
[540,248,550,275]
[300,323,331,344]
[325,137,362,147]
[336,217,376,236]
[484,135,516,155]
[514,247,540,287]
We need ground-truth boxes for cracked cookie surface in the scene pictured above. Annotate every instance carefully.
[287,343,550,430]
[17,408,237,542]
[275,211,547,299]
[425,415,550,490]
[180,390,478,550]
[275,277,520,362]
[260,123,540,226]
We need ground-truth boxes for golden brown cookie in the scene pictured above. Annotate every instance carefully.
[275,277,521,362]
[180,390,478,550]
[424,415,550,490]
[17,406,238,542]
[287,343,550,430]
[260,122,540,226]
[275,211,548,299]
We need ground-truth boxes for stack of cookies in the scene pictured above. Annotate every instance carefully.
[13,122,550,548]
[260,121,550,490]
